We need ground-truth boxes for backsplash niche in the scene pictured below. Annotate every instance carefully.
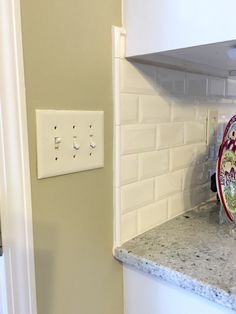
[113,28,236,246]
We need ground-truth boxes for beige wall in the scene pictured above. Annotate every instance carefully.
[20,1,122,314]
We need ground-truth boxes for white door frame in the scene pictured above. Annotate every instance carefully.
[0,0,37,313]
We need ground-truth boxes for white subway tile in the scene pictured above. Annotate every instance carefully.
[190,184,211,208]
[183,168,193,189]
[117,53,234,244]
[120,94,139,124]
[183,163,209,189]
[121,125,156,154]
[120,211,137,243]
[226,79,236,97]
[183,189,194,210]
[217,98,234,104]
[139,150,169,179]
[195,106,208,122]
[168,193,184,219]
[137,199,168,233]
[173,78,185,96]
[170,145,195,171]
[121,179,154,213]
[156,68,173,91]
[184,184,210,210]
[157,123,184,149]
[120,59,156,94]
[140,94,170,123]
[156,68,185,96]
[172,102,196,122]
[208,144,219,162]
[195,144,209,164]
[208,77,225,97]
[208,160,217,176]
[186,73,207,97]
[120,155,139,185]
[193,184,210,205]
[155,170,183,200]
[184,122,206,144]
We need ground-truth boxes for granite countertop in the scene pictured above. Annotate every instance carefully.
[114,201,236,311]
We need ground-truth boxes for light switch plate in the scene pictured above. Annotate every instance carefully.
[36,110,104,179]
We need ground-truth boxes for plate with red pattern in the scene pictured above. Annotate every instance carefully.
[217,116,236,222]
[222,114,236,144]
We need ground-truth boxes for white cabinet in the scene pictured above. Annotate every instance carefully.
[123,265,235,314]
[0,257,7,314]
[124,0,236,76]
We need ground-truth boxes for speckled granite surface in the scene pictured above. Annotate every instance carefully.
[114,201,236,311]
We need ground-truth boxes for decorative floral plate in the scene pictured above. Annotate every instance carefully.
[217,137,236,222]
[222,114,236,143]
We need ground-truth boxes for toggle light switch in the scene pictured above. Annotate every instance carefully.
[73,136,80,150]
[54,137,61,150]
[36,110,104,179]
[89,138,96,149]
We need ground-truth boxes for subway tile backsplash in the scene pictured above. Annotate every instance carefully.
[114,31,236,245]
[139,95,171,123]
[184,122,206,144]
[121,125,156,154]
[157,123,184,148]
[139,150,169,179]
[121,179,155,213]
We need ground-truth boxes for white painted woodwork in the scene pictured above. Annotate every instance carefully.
[123,0,236,76]
[123,265,235,314]
[0,257,7,314]
[0,0,37,313]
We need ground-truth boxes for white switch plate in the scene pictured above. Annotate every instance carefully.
[36,110,104,179]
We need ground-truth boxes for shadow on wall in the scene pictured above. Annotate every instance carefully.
[184,152,211,211]
[130,61,236,218]
[131,62,218,212]
[130,61,208,98]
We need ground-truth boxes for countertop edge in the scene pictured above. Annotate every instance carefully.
[114,247,236,311]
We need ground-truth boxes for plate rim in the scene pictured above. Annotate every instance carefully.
[216,141,235,222]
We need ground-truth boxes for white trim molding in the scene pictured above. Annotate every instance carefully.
[0,0,37,313]
[112,26,121,250]
[112,26,126,249]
